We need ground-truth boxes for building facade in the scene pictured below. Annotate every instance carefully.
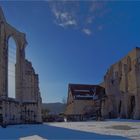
[65,84,106,121]
[0,7,42,125]
[102,47,140,120]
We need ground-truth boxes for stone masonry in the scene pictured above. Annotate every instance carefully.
[0,6,42,124]
[102,47,140,120]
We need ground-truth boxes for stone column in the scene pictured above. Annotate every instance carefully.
[16,38,26,102]
[0,22,8,97]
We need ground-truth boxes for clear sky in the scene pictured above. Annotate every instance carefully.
[1,1,140,103]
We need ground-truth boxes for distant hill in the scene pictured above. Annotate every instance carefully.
[42,102,66,114]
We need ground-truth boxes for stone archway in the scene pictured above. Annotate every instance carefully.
[0,9,27,101]
[0,6,42,124]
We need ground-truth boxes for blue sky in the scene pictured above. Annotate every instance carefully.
[1,1,140,103]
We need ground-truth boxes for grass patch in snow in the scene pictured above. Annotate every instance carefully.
[106,125,137,130]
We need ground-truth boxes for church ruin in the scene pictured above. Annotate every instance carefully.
[65,48,140,120]
[102,47,140,120]
[0,7,42,124]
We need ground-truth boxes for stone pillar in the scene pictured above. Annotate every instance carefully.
[0,22,8,97]
[16,38,26,102]
[36,97,42,123]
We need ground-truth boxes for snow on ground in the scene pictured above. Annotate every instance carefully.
[0,119,140,140]
[49,119,140,140]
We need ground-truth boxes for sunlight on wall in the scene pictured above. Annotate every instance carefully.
[8,37,16,98]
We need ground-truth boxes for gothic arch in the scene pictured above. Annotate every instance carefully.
[8,37,16,98]
[5,25,27,50]
[0,6,42,124]
[0,12,27,100]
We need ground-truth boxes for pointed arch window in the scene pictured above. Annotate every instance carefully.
[8,37,16,98]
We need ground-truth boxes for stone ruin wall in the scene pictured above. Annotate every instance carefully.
[102,47,140,119]
[0,7,42,124]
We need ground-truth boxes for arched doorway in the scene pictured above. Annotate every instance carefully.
[8,37,17,98]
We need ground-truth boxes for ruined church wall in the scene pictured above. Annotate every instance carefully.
[0,6,42,124]
[103,48,140,119]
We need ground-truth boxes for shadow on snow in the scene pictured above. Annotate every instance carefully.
[0,124,129,140]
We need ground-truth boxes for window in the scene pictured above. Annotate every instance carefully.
[8,37,16,98]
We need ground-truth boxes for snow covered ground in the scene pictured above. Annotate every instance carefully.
[0,119,140,140]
